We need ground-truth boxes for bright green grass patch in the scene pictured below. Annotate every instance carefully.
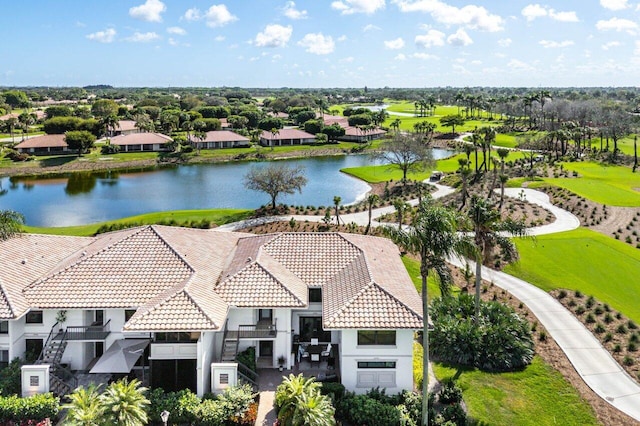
[543,161,640,206]
[24,209,253,237]
[341,153,464,183]
[401,256,463,300]
[433,357,599,426]
[505,227,640,322]
[494,133,518,148]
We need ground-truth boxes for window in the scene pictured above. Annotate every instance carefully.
[124,309,136,322]
[357,361,396,369]
[357,330,396,346]
[309,288,322,303]
[0,321,8,334]
[25,311,43,324]
[0,350,8,369]
[299,317,331,343]
[25,339,43,362]
[154,332,200,343]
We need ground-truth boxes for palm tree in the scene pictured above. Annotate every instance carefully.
[393,198,410,230]
[496,148,510,208]
[63,384,105,426]
[457,158,471,209]
[391,118,402,133]
[269,127,280,150]
[100,378,149,426]
[333,195,341,225]
[100,114,119,138]
[276,374,335,426]
[384,198,472,426]
[289,392,336,426]
[364,193,379,235]
[18,112,35,141]
[0,210,24,241]
[5,117,18,141]
[468,196,527,320]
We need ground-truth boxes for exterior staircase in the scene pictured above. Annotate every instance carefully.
[221,336,239,362]
[36,322,77,396]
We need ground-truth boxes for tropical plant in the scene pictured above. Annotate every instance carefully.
[0,210,24,241]
[384,197,472,426]
[333,195,341,225]
[100,378,149,426]
[63,384,105,426]
[468,196,527,319]
[275,374,335,426]
[364,193,379,235]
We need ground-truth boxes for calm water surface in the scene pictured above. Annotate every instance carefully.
[0,150,451,227]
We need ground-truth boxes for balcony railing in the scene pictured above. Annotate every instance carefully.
[57,320,111,341]
[226,319,277,339]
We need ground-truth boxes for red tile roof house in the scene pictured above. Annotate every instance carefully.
[189,130,250,150]
[259,129,316,147]
[109,132,173,152]
[0,226,422,397]
[322,114,387,142]
[112,120,139,136]
[14,134,69,154]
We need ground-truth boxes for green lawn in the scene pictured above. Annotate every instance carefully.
[24,209,253,237]
[401,256,463,300]
[541,161,640,206]
[505,228,640,323]
[433,357,599,426]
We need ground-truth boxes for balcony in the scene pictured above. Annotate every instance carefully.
[226,320,277,340]
[54,320,111,341]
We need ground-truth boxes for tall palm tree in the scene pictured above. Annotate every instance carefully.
[5,117,18,141]
[100,114,119,138]
[385,198,472,426]
[269,127,280,150]
[333,195,341,225]
[0,210,24,241]
[458,158,471,210]
[364,193,379,235]
[468,196,527,320]
[391,118,402,133]
[392,198,409,230]
[100,378,149,426]
[63,384,105,426]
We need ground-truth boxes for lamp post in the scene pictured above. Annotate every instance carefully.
[160,410,170,426]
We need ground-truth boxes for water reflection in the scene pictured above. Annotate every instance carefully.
[0,150,453,227]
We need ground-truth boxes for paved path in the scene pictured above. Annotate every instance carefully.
[243,183,640,423]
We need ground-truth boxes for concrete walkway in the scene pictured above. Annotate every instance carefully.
[240,183,640,423]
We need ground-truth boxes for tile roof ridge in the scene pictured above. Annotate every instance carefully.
[148,225,196,273]
[368,280,423,321]
[0,279,17,319]
[254,256,306,306]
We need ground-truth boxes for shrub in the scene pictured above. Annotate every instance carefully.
[575,306,585,315]
[148,388,199,425]
[604,332,613,342]
[594,305,604,315]
[337,392,401,426]
[623,356,635,366]
[236,347,256,373]
[430,294,534,372]
[594,323,606,334]
[100,143,120,154]
[585,296,595,308]
[617,324,628,334]
[0,393,59,423]
[629,320,638,330]
[614,344,622,353]
[438,380,463,405]
[585,313,596,324]
[628,342,638,352]
[557,290,567,299]
[440,402,467,426]
[0,358,24,396]
[575,290,583,298]
[604,313,614,324]
[320,382,346,403]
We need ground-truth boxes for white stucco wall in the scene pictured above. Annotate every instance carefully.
[339,329,415,395]
[198,332,217,396]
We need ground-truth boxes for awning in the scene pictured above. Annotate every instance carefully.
[90,339,150,374]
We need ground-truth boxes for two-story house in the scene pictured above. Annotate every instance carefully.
[0,226,422,396]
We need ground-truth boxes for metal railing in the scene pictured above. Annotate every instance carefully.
[237,360,259,391]
[64,319,111,340]
[236,320,277,339]
[36,322,60,364]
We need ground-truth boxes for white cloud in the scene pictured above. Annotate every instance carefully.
[522,4,578,22]
[600,0,629,10]
[363,24,381,32]
[602,41,621,50]
[539,39,574,48]
[634,40,640,55]
[415,29,445,47]
[283,1,308,19]
[86,28,116,43]
[395,53,407,60]
[337,35,347,42]
[129,0,166,22]
[254,24,292,47]
[393,0,504,32]
[331,0,385,15]
[498,38,512,47]
[215,35,226,42]
[447,28,473,46]
[205,4,238,27]
[298,33,335,54]
[168,37,178,46]
[340,56,354,62]
[126,31,160,42]
[507,58,534,71]
[384,37,405,49]
[167,26,186,35]
[412,52,438,60]
[521,4,546,21]
[183,7,201,21]
[596,17,638,34]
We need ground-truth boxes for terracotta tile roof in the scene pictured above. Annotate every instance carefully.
[260,129,315,140]
[23,227,193,309]
[14,134,67,149]
[197,130,249,143]
[262,233,361,285]
[0,234,92,319]
[344,126,386,136]
[110,132,172,146]
[117,120,137,132]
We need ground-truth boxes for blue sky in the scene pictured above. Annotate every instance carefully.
[1,0,639,87]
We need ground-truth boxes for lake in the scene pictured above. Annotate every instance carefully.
[0,150,452,227]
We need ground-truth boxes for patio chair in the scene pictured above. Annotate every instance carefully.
[298,344,309,363]
[310,337,319,345]
[321,343,332,359]
[310,353,320,366]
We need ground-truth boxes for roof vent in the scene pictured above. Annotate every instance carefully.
[21,259,27,265]
[246,257,252,263]
[81,251,87,256]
